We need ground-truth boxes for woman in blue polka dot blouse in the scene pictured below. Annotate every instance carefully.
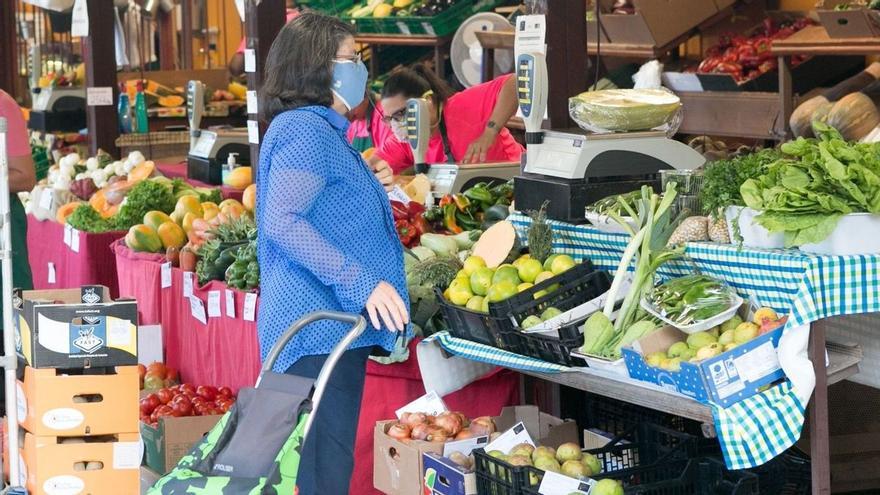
[257,13,410,494]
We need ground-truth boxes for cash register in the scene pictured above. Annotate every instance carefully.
[186,80,250,185]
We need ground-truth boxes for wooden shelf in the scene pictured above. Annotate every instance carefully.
[511,340,861,425]
[676,90,788,141]
[772,25,880,56]
[354,33,452,46]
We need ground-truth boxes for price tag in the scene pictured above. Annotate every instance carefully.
[396,22,411,35]
[395,390,447,419]
[47,262,56,284]
[246,90,258,115]
[190,296,207,324]
[71,0,89,37]
[485,421,534,454]
[63,224,72,246]
[244,49,256,73]
[247,120,260,144]
[387,185,411,204]
[537,471,594,495]
[160,262,172,289]
[514,15,547,57]
[38,189,53,210]
[243,292,257,322]
[421,22,436,36]
[70,228,80,253]
[443,435,489,458]
[207,291,221,318]
[225,289,236,318]
[183,272,194,298]
[86,87,114,106]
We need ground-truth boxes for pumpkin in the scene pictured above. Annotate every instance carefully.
[89,189,119,219]
[144,211,173,232]
[125,224,163,253]
[242,184,256,211]
[128,161,156,182]
[826,92,880,142]
[157,221,186,249]
[56,201,82,224]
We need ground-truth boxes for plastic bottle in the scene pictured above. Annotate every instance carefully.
[223,152,238,185]
[117,83,132,134]
[134,80,149,134]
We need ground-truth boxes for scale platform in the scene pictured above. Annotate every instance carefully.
[186,129,250,185]
[425,161,520,196]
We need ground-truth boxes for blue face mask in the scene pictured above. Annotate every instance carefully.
[331,60,368,111]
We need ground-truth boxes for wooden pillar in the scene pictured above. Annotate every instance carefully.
[245,0,284,171]
[83,0,118,156]
[808,320,831,495]
[543,0,588,129]
[181,0,194,70]
[157,8,176,70]
[0,0,17,98]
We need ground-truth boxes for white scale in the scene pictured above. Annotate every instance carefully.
[186,80,249,184]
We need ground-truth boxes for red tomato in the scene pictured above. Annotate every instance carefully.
[217,387,233,398]
[172,399,193,417]
[140,398,153,416]
[197,386,218,401]
[193,404,208,416]
[179,383,196,396]
[155,405,174,420]
[145,394,161,411]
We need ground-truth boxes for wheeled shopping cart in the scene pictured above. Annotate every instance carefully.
[148,311,367,494]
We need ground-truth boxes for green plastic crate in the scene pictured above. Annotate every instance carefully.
[346,0,503,37]
[298,0,355,15]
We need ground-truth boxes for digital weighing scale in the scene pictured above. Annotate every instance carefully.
[186,80,250,185]
[28,87,87,133]
[511,50,705,223]
[404,97,520,198]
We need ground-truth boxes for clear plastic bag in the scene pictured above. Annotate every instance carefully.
[568,88,682,135]
[643,274,739,328]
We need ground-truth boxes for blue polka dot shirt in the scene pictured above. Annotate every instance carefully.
[256,105,410,371]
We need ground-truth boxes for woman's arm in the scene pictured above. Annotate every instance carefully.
[9,154,36,193]
[462,75,519,164]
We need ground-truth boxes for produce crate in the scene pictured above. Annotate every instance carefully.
[296,0,354,15]
[347,0,502,37]
[744,447,811,495]
[435,286,517,351]
[572,392,702,439]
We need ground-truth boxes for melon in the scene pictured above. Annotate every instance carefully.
[125,224,163,253]
[826,92,880,142]
[569,89,681,132]
[242,184,256,211]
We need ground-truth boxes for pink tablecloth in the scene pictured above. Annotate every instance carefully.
[156,161,244,202]
[27,215,124,298]
[112,239,164,325]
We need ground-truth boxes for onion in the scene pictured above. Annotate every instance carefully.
[469,417,496,436]
[401,412,430,428]
[434,412,463,436]
[410,423,431,441]
[454,429,475,440]
[386,422,411,442]
[426,425,450,443]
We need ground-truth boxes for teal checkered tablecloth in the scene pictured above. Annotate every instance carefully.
[436,213,879,470]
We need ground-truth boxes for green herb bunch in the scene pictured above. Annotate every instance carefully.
[699,148,782,217]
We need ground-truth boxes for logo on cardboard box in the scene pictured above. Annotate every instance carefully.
[72,326,104,354]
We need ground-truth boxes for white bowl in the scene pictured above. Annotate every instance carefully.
[725,206,785,250]
[799,213,880,255]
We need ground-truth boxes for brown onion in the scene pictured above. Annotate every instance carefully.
[386,422,411,442]
[426,425,450,443]
[454,429,475,440]
[401,412,429,428]
[434,412,463,436]
[410,423,431,441]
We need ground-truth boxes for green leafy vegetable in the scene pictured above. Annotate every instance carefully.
[66,204,114,233]
[699,148,781,216]
[111,180,176,230]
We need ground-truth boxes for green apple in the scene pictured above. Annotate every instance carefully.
[469,267,494,297]
[463,255,487,276]
[521,315,544,330]
[550,254,576,275]
[541,307,563,321]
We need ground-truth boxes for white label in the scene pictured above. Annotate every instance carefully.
[63,224,72,246]
[71,0,89,37]
[190,297,207,324]
[106,317,131,348]
[225,289,236,318]
[246,90,258,115]
[538,471,594,495]
[70,228,80,253]
[395,390,447,419]
[387,185,411,204]
[243,292,257,321]
[43,475,85,495]
[733,341,781,383]
[443,435,489,457]
[247,120,260,144]
[86,87,114,106]
[183,271,194,298]
[515,15,547,57]
[112,441,143,470]
[42,408,85,430]
[244,48,256,73]
[39,188,53,210]
[661,72,703,92]
[47,262,56,284]
[397,22,411,35]
[421,22,436,36]
[34,90,51,112]
[17,382,27,422]
[161,262,172,289]
[207,291,221,317]
[485,421,534,453]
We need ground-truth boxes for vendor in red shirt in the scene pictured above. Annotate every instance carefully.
[369,63,523,174]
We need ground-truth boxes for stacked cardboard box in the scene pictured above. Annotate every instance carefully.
[13,286,140,495]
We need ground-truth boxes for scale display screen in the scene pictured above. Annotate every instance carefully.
[516,55,535,118]
[406,100,420,150]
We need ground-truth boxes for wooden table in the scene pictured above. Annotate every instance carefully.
[773,25,880,139]
[355,33,453,78]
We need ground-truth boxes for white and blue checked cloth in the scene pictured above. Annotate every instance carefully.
[429,213,879,470]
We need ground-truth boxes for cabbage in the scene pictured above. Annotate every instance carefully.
[569,89,681,133]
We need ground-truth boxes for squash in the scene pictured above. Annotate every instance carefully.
[56,201,82,224]
[157,221,187,249]
[242,184,256,211]
[144,211,173,232]
[128,161,156,182]
[569,89,681,132]
[89,189,118,219]
[125,224,163,253]
[471,220,520,269]
[157,95,184,107]
[826,92,880,142]
[223,166,253,189]
[791,62,880,138]
[810,102,835,136]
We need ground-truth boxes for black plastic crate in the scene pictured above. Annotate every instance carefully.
[435,286,519,351]
[574,392,704,439]
[743,447,811,495]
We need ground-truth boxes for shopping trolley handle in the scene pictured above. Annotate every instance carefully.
[260,311,367,374]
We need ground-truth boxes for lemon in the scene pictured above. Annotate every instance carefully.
[373,3,393,17]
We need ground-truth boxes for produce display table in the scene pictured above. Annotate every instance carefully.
[155,161,245,202]
[26,215,124,297]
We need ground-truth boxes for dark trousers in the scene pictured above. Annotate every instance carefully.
[285,346,372,495]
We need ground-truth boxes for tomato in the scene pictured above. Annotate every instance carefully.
[217,387,233,399]
[172,399,193,417]
[197,386,217,401]
[145,394,161,411]
[193,403,209,416]
[140,398,155,416]
[146,362,167,378]
[157,388,174,405]
[179,383,196,395]
[165,367,179,381]
[154,405,174,420]
[715,62,742,75]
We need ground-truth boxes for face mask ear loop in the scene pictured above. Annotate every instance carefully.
[421,90,442,130]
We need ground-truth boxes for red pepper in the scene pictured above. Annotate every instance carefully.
[412,215,432,236]
[715,62,743,75]
[438,195,454,208]
[762,18,777,36]
[757,59,778,74]
[407,201,425,219]
[698,56,721,73]
[390,200,409,221]
[752,36,772,54]
[735,44,757,59]
[396,219,418,247]
[772,26,795,40]
[721,51,739,64]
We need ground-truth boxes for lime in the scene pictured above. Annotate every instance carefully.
[542,254,560,271]
[533,289,548,300]
[487,281,517,303]
[517,282,534,293]
[541,307,563,320]
[521,315,543,330]
[512,254,531,268]
[517,258,543,283]
[550,254,576,275]
[463,256,487,276]
[448,279,473,306]
[469,267,494,296]
[466,295,485,312]
[493,265,521,286]
[481,296,490,313]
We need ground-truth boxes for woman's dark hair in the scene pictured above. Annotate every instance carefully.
[260,13,354,122]
[381,63,454,106]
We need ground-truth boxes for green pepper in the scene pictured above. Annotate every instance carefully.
[423,206,443,223]
[490,181,514,202]
[453,194,471,211]
[455,210,481,231]
[463,184,493,204]
[443,204,462,233]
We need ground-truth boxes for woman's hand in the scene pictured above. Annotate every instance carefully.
[371,159,394,192]
[366,281,409,332]
[462,127,498,164]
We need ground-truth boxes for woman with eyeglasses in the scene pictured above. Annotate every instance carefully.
[257,13,410,494]
[368,63,524,174]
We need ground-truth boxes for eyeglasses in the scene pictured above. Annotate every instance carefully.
[333,51,363,64]
[380,108,407,124]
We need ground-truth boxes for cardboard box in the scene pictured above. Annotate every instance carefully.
[818,0,880,38]
[14,286,138,369]
[22,432,140,495]
[599,0,718,48]
[18,366,139,437]
[140,415,222,474]
[423,453,476,495]
[622,324,786,407]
